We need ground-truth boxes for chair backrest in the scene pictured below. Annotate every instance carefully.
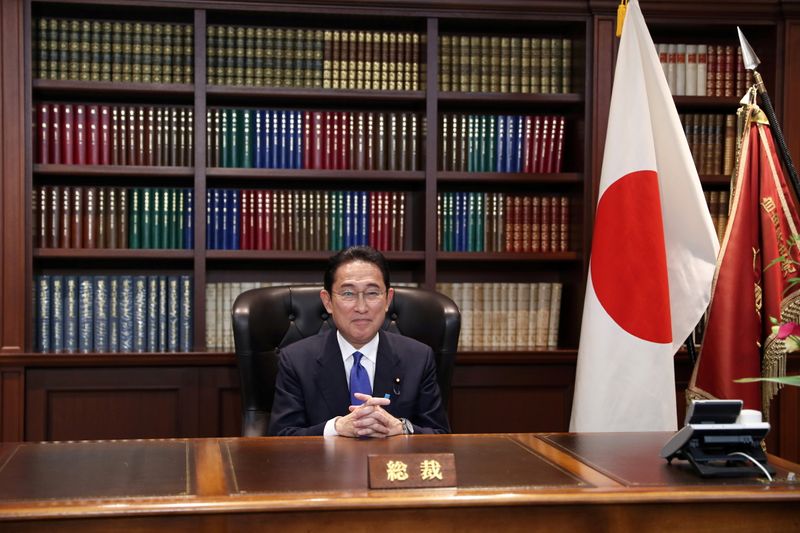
[232,285,461,436]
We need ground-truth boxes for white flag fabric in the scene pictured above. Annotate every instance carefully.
[569,0,719,432]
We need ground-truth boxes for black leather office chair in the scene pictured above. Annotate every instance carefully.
[232,285,461,437]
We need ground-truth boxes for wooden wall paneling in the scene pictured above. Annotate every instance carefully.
[198,366,241,437]
[0,367,24,441]
[25,367,202,441]
[0,0,27,354]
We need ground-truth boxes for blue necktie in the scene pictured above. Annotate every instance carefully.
[349,351,372,405]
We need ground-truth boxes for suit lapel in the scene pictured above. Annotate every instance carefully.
[314,330,350,416]
[373,330,401,401]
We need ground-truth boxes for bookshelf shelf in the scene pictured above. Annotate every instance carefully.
[437,171,582,184]
[33,79,194,97]
[206,250,425,261]
[436,251,580,262]
[438,92,584,105]
[206,168,427,182]
[34,165,195,177]
[206,86,426,103]
[34,249,195,260]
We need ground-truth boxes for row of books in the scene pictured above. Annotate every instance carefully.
[680,113,737,177]
[34,103,194,167]
[439,35,571,94]
[207,25,424,90]
[34,18,194,83]
[34,274,193,354]
[436,282,562,350]
[207,189,406,251]
[655,43,749,97]
[205,281,420,351]
[704,189,731,244]
[33,186,194,250]
[207,108,423,170]
[438,193,569,253]
[440,114,565,173]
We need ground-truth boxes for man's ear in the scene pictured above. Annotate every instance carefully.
[320,289,334,314]
[385,287,395,312]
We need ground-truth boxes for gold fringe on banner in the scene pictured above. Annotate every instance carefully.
[616,0,629,37]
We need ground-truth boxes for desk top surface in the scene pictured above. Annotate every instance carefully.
[0,432,798,521]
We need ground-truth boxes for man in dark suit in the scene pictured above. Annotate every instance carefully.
[268,246,450,437]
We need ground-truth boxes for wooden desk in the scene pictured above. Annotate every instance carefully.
[0,433,798,532]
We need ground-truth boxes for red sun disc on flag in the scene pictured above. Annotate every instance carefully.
[591,170,672,343]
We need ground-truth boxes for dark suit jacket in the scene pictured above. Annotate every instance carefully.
[268,329,450,436]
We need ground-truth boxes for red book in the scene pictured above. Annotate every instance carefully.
[383,192,392,251]
[529,116,541,173]
[522,195,532,252]
[61,104,74,165]
[552,116,565,173]
[255,190,264,250]
[531,196,541,253]
[50,104,61,164]
[263,190,272,250]
[239,190,249,250]
[36,103,50,164]
[331,111,340,170]
[559,196,569,252]
[301,111,310,170]
[549,195,559,251]
[73,104,86,165]
[87,105,100,165]
[99,105,111,165]
[522,115,533,173]
[60,186,71,248]
[247,189,256,250]
[540,116,554,174]
[312,111,323,169]
[540,195,551,253]
[83,187,96,248]
[70,186,83,248]
[342,112,352,170]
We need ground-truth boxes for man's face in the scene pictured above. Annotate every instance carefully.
[320,260,394,349]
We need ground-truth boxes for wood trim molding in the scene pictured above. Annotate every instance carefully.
[0,0,26,354]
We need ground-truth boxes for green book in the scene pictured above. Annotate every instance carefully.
[486,115,496,172]
[467,192,476,252]
[152,24,163,83]
[219,108,229,167]
[175,189,184,249]
[228,109,239,168]
[160,188,171,249]
[151,187,161,249]
[100,21,112,81]
[141,188,151,249]
[182,24,194,83]
[476,192,485,252]
[161,24,173,83]
[141,23,153,83]
[111,21,123,81]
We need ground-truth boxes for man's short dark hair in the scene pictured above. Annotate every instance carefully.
[324,246,391,293]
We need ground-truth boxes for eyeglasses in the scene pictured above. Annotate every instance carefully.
[332,289,386,303]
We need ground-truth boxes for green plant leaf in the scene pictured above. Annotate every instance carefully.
[734,375,800,386]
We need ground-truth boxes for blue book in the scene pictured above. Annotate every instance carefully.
[359,191,368,245]
[36,275,51,353]
[119,275,134,352]
[219,189,228,250]
[295,110,303,169]
[262,110,272,169]
[179,275,192,352]
[146,276,158,352]
[278,110,287,169]
[254,109,264,168]
[287,110,296,169]
[93,276,109,352]
[466,193,476,252]
[467,115,476,172]
[205,189,213,250]
[495,115,505,172]
[229,189,240,250]
[51,275,64,353]
[64,276,78,353]
[108,277,119,353]
[157,276,168,352]
[167,276,179,352]
[184,189,193,249]
[270,110,280,169]
[78,275,94,353]
[476,193,485,252]
[173,188,183,250]
[132,275,147,352]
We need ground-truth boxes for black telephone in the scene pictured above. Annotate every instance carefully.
[660,400,774,478]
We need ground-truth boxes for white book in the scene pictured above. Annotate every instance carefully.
[675,43,687,96]
[451,282,464,349]
[657,43,669,84]
[547,283,563,349]
[206,283,217,350]
[472,283,484,349]
[516,283,530,348]
[503,282,514,349]
[528,283,539,348]
[686,44,698,96]
[697,44,708,96]
[535,282,552,348]
[667,43,677,95]
[483,283,493,349]
[461,282,473,350]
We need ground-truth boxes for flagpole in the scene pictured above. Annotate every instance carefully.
[737,28,800,197]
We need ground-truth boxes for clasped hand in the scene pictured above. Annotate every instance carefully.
[334,392,404,438]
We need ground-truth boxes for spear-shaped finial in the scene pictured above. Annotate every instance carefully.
[737,27,760,71]
[736,27,800,199]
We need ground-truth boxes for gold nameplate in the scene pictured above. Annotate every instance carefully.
[368,453,456,489]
